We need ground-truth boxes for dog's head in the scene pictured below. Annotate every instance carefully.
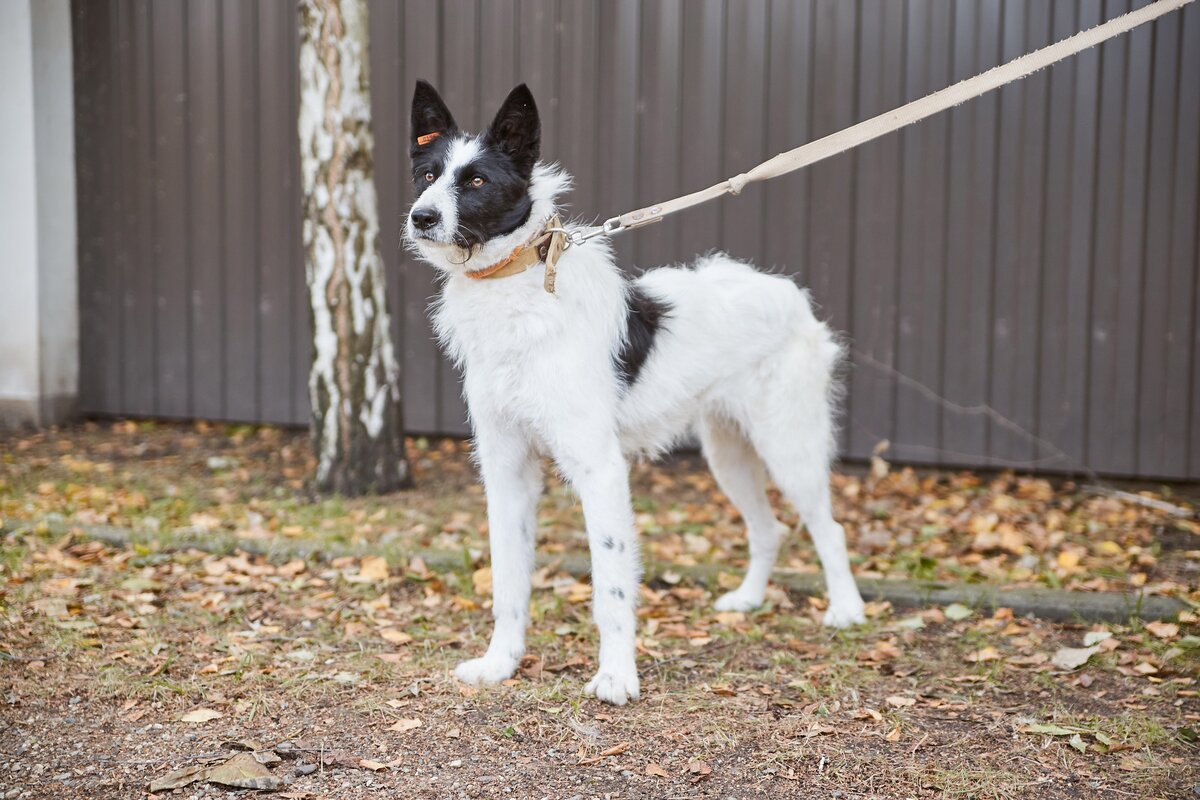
[405,81,566,274]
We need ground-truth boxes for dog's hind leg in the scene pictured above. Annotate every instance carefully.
[698,415,789,612]
[745,413,866,629]
[454,423,542,687]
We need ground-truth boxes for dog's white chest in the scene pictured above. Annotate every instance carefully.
[434,251,627,429]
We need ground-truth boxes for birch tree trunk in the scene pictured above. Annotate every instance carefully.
[298,0,410,495]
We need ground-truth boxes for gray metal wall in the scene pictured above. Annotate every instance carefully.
[71,0,1200,480]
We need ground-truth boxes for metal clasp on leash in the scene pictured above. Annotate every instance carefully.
[560,216,624,247]
[562,211,666,247]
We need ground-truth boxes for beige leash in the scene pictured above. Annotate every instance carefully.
[568,0,1194,246]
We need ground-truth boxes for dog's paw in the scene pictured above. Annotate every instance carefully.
[822,599,867,629]
[584,665,640,706]
[454,655,518,686]
[713,587,765,613]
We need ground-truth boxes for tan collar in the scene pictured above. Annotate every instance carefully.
[464,215,568,293]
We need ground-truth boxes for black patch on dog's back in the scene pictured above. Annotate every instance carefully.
[616,285,670,387]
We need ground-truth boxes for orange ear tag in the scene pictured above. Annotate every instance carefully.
[416,131,442,146]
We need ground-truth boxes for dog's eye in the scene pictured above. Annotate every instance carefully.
[424,172,435,183]
[470,175,486,188]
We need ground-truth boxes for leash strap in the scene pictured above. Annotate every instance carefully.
[570,0,1193,244]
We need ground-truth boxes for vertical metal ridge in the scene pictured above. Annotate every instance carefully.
[983,0,1008,466]
[182,2,194,417]
[216,0,227,420]
[934,0,958,458]
[1133,13,1159,473]
[1080,1,1108,471]
[1030,0,1055,464]
[887,0,911,456]
[147,0,160,415]
[1162,3,1185,474]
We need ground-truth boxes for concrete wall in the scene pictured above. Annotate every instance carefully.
[0,0,78,428]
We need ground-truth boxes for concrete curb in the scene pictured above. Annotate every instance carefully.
[15,521,1190,624]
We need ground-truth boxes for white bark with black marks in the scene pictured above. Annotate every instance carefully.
[298,0,409,495]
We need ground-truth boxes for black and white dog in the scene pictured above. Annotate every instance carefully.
[405,81,865,705]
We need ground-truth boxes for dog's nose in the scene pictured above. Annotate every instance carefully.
[411,208,440,231]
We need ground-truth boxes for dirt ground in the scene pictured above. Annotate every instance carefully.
[1,422,1198,799]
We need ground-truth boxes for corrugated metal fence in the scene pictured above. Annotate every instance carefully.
[71,0,1200,480]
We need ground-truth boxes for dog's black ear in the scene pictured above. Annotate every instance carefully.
[411,80,457,152]
[485,83,540,173]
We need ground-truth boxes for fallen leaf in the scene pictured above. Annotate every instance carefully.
[1068,733,1087,753]
[147,765,210,792]
[358,759,388,771]
[996,524,1026,554]
[472,566,492,596]
[1056,550,1082,571]
[802,723,836,738]
[645,761,670,778]
[685,759,713,776]
[545,655,589,673]
[885,695,916,708]
[599,741,631,758]
[1051,646,1100,671]
[1021,722,1081,736]
[180,708,224,724]
[1007,652,1049,668]
[518,654,543,680]
[864,600,893,618]
[944,603,973,621]
[407,556,431,579]
[225,737,268,752]
[379,629,413,646]
[1144,621,1179,640]
[206,752,281,790]
[859,639,902,663]
[352,556,389,583]
[277,558,306,576]
[364,593,391,611]
[969,513,999,535]
[869,441,890,486]
[1083,630,1113,647]
[714,611,746,627]
[964,646,1002,663]
[387,718,422,733]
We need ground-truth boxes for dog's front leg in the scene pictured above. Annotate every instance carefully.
[454,425,541,687]
[556,437,641,705]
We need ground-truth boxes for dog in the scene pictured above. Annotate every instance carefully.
[404,81,866,705]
